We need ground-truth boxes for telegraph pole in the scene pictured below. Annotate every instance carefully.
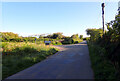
[101,3,105,34]
[118,1,120,14]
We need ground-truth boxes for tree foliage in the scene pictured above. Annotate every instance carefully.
[62,37,74,44]
[50,32,64,39]
[1,32,83,45]
[87,13,120,80]
[106,14,120,42]
[71,34,79,39]
[86,28,103,41]
[1,32,23,42]
[79,35,83,39]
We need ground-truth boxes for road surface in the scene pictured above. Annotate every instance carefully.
[6,41,94,79]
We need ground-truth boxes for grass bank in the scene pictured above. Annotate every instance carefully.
[87,41,116,81]
[2,42,58,79]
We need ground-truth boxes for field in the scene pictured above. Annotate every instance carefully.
[2,42,58,79]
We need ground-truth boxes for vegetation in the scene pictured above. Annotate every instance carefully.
[88,42,116,81]
[87,13,120,81]
[2,42,58,79]
[83,37,90,41]
[79,35,83,39]
[50,32,64,39]
[62,36,83,44]
[62,37,74,44]
[1,32,23,42]
[0,32,83,45]
[86,28,103,42]
[71,34,79,39]
[1,31,84,79]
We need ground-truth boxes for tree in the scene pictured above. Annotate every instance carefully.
[80,35,83,39]
[106,14,120,42]
[39,35,44,38]
[1,32,23,42]
[62,37,74,44]
[86,28,103,41]
[71,34,79,39]
[51,32,63,39]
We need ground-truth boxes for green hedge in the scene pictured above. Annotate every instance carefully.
[87,41,116,81]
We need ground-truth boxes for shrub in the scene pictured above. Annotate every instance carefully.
[51,41,56,45]
[2,42,58,79]
[51,41,62,45]
[56,41,62,45]
[62,37,74,44]
[88,42,116,81]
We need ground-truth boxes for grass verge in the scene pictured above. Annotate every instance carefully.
[2,42,58,79]
[87,41,116,81]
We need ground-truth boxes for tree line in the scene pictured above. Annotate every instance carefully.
[0,32,84,45]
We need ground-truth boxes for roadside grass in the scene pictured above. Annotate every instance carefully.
[51,41,62,45]
[2,42,58,79]
[87,41,116,81]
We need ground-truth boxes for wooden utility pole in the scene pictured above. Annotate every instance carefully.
[101,3,105,34]
[118,1,120,14]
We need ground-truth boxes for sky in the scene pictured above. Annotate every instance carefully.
[1,2,119,37]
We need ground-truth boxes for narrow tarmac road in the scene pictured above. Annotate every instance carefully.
[6,41,94,79]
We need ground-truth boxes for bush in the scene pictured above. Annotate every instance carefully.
[83,37,90,41]
[2,42,58,79]
[62,37,74,44]
[56,41,62,45]
[51,41,57,45]
[74,41,79,44]
[72,38,83,44]
[88,42,116,81]
[51,41,62,45]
